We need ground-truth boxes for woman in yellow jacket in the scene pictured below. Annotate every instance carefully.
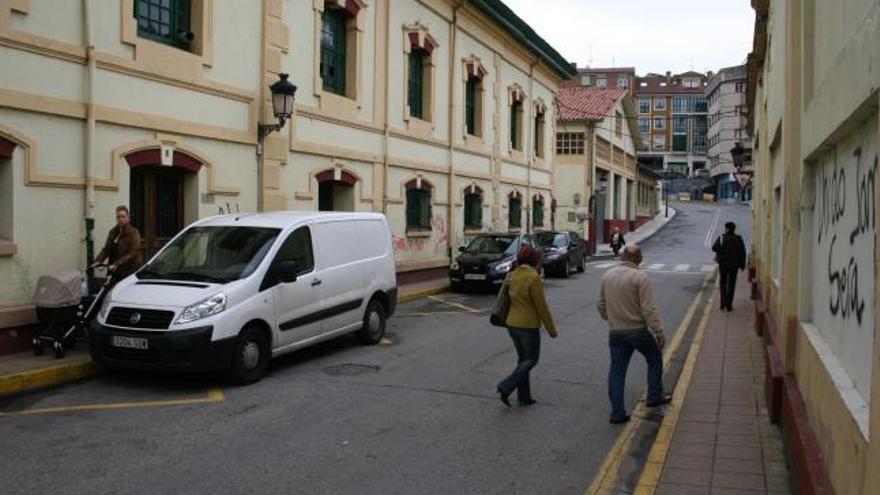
[497,245,558,407]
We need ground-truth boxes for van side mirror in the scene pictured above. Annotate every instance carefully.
[271,260,299,284]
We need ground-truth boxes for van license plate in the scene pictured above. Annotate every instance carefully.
[111,335,149,350]
[464,274,486,280]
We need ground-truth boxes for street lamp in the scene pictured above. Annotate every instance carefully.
[730,141,751,202]
[730,141,745,168]
[258,73,297,140]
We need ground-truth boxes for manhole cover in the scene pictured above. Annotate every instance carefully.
[322,364,381,376]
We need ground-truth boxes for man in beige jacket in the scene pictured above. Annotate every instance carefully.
[598,244,671,424]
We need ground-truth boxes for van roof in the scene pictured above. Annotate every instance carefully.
[193,211,386,229]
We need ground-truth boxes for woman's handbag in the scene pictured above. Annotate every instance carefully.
[490,275,511,327]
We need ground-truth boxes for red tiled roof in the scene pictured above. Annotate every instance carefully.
[557,87,627,121]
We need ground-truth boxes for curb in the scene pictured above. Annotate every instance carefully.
[397,284,449,304]
[0,358,101,400]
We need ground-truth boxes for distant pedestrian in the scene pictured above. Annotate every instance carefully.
[712,222,747,311]
[610,228,626,256]
[598,244,671,424]
[90,205,143,283]
[496,245,558,407]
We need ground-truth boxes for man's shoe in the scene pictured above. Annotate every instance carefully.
[497,387,511,408]
[610,415,631,424]
[519,398,537,406]
[646,393,673,408]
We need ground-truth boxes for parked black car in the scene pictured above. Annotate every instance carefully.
[449,233,537,290]
[535,230,586,278]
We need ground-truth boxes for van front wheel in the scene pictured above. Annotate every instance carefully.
[229,326,269,385]
[356,299,386,345]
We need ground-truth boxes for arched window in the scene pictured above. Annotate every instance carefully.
[464,56,487,138]
[463,185,483,230]
[405,178,433,232]
[405,24,437,122]
[508,191,522,230]
[532,195,545,228]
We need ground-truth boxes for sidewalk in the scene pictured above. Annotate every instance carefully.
[596,208,677,257]
[639,274,793,494]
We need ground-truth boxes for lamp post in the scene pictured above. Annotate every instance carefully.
[730,141,750,203]
[258,73,297,140]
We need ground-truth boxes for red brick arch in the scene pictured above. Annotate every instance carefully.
[0,135,16,160]
[124,148,204,173]
[316,169,358,186]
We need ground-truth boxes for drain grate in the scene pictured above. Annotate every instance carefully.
[322,363,381,376]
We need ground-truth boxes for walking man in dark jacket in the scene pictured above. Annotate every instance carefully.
[712,222,747,311]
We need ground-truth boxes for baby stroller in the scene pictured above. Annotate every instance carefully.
[31,266,113,359]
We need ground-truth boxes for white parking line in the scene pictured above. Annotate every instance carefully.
[700,264,716,272]
[674,264,690,272]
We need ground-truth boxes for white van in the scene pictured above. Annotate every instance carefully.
[90,212,397,384]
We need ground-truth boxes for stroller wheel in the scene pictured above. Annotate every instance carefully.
[53,341,66,359]
[32,338,44,356]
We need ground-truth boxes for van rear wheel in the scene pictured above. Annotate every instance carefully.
[356,299,386,345]
[229,326,269,385]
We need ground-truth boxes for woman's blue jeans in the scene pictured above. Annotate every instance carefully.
[498,328,541,402]
[608,329,664,420]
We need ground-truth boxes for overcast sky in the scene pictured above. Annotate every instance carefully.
[502,0,755,75]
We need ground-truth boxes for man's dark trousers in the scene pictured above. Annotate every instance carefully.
[608,329,664,421]
[719,268,738,309]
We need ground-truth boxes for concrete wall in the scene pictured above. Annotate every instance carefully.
[748,0,880,493]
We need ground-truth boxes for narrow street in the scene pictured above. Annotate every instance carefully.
[0,202,749,495]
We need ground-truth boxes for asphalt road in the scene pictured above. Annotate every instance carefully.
[0,202,751,495]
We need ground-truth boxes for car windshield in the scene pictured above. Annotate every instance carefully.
[535,232,568,248]
[138,226,281,284]
[464,235,518,255]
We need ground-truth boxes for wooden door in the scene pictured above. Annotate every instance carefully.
[130,166,185,260]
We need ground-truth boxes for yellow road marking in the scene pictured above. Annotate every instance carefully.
[0,386,225,417]
[427,295,482,313]
[635,287,716,493]
[584,273,713,495]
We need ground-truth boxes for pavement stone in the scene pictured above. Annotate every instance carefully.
[652,271,794,494]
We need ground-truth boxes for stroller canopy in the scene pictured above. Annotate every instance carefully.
[33,269,83,308]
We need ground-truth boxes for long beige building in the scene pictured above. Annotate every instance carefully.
[0,0,574,329]
[747,0,880,493]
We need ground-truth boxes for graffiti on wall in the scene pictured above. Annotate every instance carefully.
[218,203,240,215]
[392,214,448,254]
[811,116,877,400]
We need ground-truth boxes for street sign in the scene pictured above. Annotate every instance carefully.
[735,173,751,188]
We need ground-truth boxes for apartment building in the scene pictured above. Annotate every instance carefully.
[634,71,710,177]
[554,87,649,246]
[706,64,750,202]
[747,0,880,493]
[562,66,636,94]
[0,0,574,328]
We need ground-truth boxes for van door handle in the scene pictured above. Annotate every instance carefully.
[311,278,322,287]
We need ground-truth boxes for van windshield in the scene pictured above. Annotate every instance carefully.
[138,226,281,284]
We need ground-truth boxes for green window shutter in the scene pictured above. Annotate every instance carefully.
[408,50,424,119]
[464,193,482,229]
[509,197,521,229]
[406,189,417,230]
[465,78,476,135]
[321,10,347,95]
[510,103,519,149]
[407,188,432,231]
[136,0,187,48]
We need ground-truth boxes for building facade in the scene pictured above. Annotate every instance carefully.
[747,0,880,493]
[706,64,750,202]
[634,71,710,177]
[561,66,636,94]
[554,87,651,246]
[0,0,574,328]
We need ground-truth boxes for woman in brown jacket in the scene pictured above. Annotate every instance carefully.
[91,205,143,281]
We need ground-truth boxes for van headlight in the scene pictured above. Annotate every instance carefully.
[98,294,113,321]
[176,293,227,324]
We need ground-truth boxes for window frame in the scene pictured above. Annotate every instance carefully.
[653,117,665,130]
[135,0,192,50]
[555,132,585,155]
[405,181,433,232]
[508,195,522,230]
[532,196,545,228]
[639,98,650,114]
[653,97,666,110]
[463,190,483,231]
[407,48,427,120]
[320,7,348,96]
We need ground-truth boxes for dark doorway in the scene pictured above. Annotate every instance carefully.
[318,181,354,211]
[130,166,186,259]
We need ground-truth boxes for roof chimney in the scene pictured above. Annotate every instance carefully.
[707,70,714,79]
[665,71,672,84]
